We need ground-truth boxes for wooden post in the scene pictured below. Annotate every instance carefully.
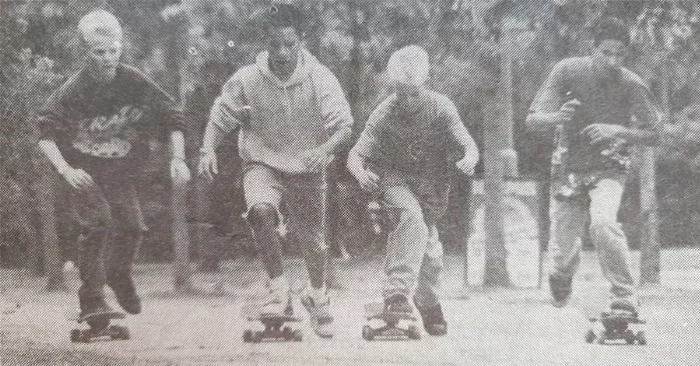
[34,167,66,292]
[639,53,665,286]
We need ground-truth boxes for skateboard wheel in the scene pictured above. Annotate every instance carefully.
[252,331,263,343]
[79,330,92,343]
[118,326,130,340]
[292,330,302,342]
[407,325,421,340]
[585,329,596,344]
[596,334,606,345]
[624,330,635,345]
[70,329,80,343]
[282,326,293,340]
[362,325,374,341]
[636,331,646,345]
[243,330,253,343]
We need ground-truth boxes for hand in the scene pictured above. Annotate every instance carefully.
[456,154,478,176]
[352,168,380,192]
[582,124,624,145]
[60,166,94,190]
[197,150,218,181]
[170,158,191,186]
[556,98,581,124]
[301,146,333,173]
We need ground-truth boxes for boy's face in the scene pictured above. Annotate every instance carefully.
[591,39,627,80]
[85,36,122,82]
[395,82,426,115]
[267,26,301,78]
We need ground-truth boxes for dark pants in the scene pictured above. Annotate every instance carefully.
[69,157,145,305]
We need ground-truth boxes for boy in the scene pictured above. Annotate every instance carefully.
[526,18,662,312]
[347,45,479,335]
[198,4,353,338]
[37,10,191,320]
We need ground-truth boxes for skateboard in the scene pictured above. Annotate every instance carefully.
[69,310,130,343]
[242,305,303,343]
[362,302,420,341]
[586,309,646,345]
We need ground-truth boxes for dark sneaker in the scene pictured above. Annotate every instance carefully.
[79,297,115,319]
[610,298,638,316]
[108,275,142,315]
[301,290,334,338]
[549,274,573,308]
[383,294,413,315]
[414,300,447,336]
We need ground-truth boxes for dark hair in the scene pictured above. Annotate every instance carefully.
[593,17,630,47]
[264,4,305,36]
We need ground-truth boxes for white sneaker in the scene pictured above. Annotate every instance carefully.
[301,287,334,338]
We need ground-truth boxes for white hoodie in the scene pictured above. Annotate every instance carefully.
[210,49,353,174]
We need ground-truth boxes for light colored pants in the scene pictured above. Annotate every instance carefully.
[381,185,445,309]
[549,170,636,300]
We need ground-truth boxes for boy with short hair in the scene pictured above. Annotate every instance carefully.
[347,45,479,336]
[198,4,353,338]
[526,18,662,312]
[37,10,191,319]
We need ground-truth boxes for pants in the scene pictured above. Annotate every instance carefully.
[549,170,636,300]
[70,158,145,302]
[380,171,449,309]
[243,163,328,288]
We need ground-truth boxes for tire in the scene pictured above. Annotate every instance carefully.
[243,330,253,343]
[585,329,596,344]
[362,325,374,341]
[407,325,421,340]
[636,331,647,345]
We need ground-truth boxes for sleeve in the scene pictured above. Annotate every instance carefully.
[528,60,569,113]
[351,97,391,160]
[36,90,69,142]
[315,66,354,134]
[440,96,475,149]
[136,71,186,138]
[209,72,248,133]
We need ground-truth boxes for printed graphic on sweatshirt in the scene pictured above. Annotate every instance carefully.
[72,105,144,158]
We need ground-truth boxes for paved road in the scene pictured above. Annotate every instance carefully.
[2,250,700,365]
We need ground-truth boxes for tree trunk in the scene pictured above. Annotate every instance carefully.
[639,54,665,286]
[483,18,522,287]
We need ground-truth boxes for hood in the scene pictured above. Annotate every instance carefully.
[255,49,318,88]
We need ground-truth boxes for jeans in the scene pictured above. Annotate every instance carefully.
[549,170,636,301]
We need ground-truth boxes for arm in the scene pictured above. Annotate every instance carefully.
[583,82,663,146]
[302,66,354,171]
[198,74,249,179]
[442,98,480,175]
[526,61,576,131]
[346,99,390,191]
[38,139,95,189]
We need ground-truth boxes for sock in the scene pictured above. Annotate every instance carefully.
[309,283,328,304]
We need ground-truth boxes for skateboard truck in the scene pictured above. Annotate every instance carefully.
[70,311,130,343]
[586,309,646,345]
[362,303,421,341]
[243,314,302,343]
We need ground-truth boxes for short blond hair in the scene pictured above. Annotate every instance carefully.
[78,10,122,43]
[386,45,430,86]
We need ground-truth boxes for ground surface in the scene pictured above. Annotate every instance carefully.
[2,249,700,365]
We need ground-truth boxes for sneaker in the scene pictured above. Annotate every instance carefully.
[609,298,638,316]
[108,274,142,315]
[260,284,293,317]
[383,294,413,315]
[301,288,334,338]
[549,274,573,308]
[78,296,115,328]
[414,300,447,336]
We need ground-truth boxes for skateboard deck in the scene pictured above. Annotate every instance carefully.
[242,304,303,343]
[586,309,646,345]
[68,310,129,343]
[362,302,420,341]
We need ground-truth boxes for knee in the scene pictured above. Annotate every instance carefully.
[246,203,278,229]
[398,208,428,232]
[589,217,618,233]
